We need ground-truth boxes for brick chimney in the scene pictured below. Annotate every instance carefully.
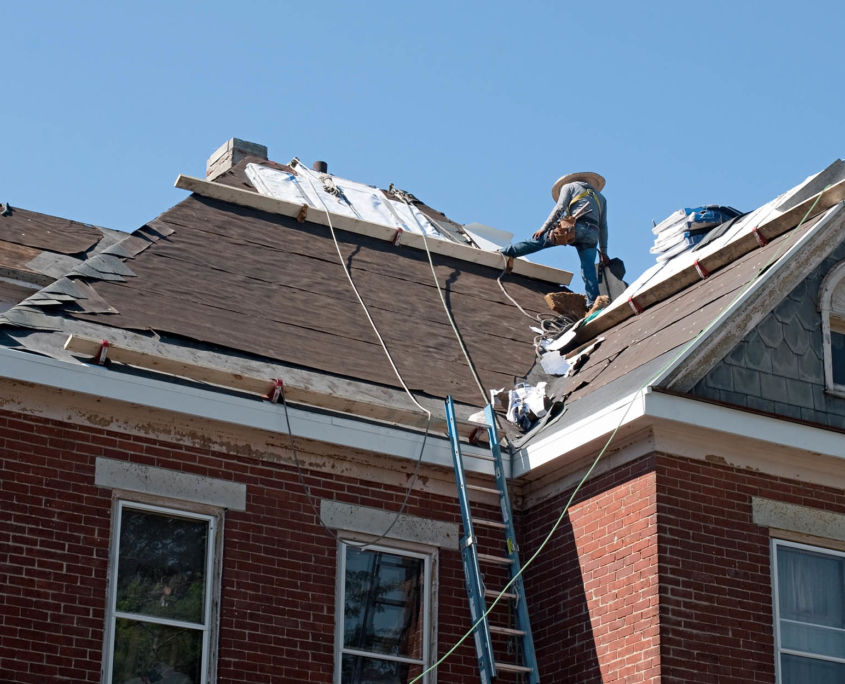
[206,138,268,181]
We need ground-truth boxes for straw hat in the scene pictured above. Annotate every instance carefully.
[552,172,606,201]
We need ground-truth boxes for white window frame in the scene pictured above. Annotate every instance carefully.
[103,499,220,684]
[818,260,845,398]
[334,539,435,684]
[771,537,845,682]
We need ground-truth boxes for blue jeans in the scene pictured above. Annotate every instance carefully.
[501,232,600,306]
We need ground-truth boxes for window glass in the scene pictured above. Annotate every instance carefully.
[108,504,213,684]
[831,330,845,386]
[341,654,423,684]
[117,508,209,624]
[775,542,845,683]
[111,618,204,684]
[340,545,428,684]
[343,548,424,659]
[777,546,844,628]
[781,653,845,684]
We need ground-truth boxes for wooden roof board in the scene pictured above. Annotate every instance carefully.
[0,239,43,273]
[552,218,818,405]
[0,207,103,254]
[71,194,550,405]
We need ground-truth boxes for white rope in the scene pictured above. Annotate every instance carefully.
[288,162,433,549]
[395,191,489,407]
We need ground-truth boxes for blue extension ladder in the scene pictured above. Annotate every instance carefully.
[445,397,540,683]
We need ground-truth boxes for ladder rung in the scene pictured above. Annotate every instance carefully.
[477,553,513,566]
[473,518,507,530]
[462,451,496,462]
[495,662,534,674]
[485,589,517,600]
[490,625,527,637]
[466,483,501,495]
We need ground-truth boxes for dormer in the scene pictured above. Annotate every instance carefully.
[819,259,845,397]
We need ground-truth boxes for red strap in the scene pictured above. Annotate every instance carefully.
[96,340,110,365]
[752,227,769,247]
[469,427,485,446]
[268,379,284,403]
[694,259,711,279]
[392,227,404,246]
[628,296,643,315]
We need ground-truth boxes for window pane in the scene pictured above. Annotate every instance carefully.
[341,653,422,684]
[781,653,845,684]
[832,331,845,386]
[778,546,845,628]
[781,620,845,660]
[117,508,209,624]
[111,618,203,684]
[343,547,424,660]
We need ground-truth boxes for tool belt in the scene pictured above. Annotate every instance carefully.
[548,188,603,247]
[549,215,578,246]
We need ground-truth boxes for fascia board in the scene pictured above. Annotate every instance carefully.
[174,174,572,286]
[644,390,845,460]
[514,391,647,478]
[517,387,845,480]
[0,346,498,476]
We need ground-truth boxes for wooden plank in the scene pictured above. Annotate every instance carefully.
[63,333,497,441]
[174,174,573,286]
[566,180,845,350]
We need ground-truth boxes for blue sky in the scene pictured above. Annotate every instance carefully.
[1,1,842,285]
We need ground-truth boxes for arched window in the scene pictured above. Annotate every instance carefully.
[819,260,845,396]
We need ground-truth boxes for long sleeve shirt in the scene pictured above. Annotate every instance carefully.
[538,181,608,252]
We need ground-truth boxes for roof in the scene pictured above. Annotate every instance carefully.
[1,152,843,471]
[0,204,122,310]
[0,185,560,410]
[521,166,845,451]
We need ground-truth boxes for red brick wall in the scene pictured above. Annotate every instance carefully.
[6,402,845,684]
[655,453,845,684]
[522,456,661,684]
[0,408,483,683]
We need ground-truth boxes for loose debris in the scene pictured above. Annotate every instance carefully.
[544,291,587,320]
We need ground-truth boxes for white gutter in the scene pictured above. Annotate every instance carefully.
[0,346,498,476]
[515,387,845,479]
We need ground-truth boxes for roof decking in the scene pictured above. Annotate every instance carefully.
[3,192,557,407]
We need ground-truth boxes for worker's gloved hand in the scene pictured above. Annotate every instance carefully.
[532,228,546,240]
[599,251,610,266]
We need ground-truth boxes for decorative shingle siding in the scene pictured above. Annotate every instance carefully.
[692,240,845,428]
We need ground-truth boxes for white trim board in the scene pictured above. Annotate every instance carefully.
[174,174,572,286]
[517,388,845,480]
[0,345,499,477]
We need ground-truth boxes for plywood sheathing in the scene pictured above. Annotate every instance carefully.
[70,195,551,406]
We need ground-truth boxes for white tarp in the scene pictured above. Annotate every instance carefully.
[245,162,442,238]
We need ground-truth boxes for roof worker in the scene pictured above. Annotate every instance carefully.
[501,172,609,308]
